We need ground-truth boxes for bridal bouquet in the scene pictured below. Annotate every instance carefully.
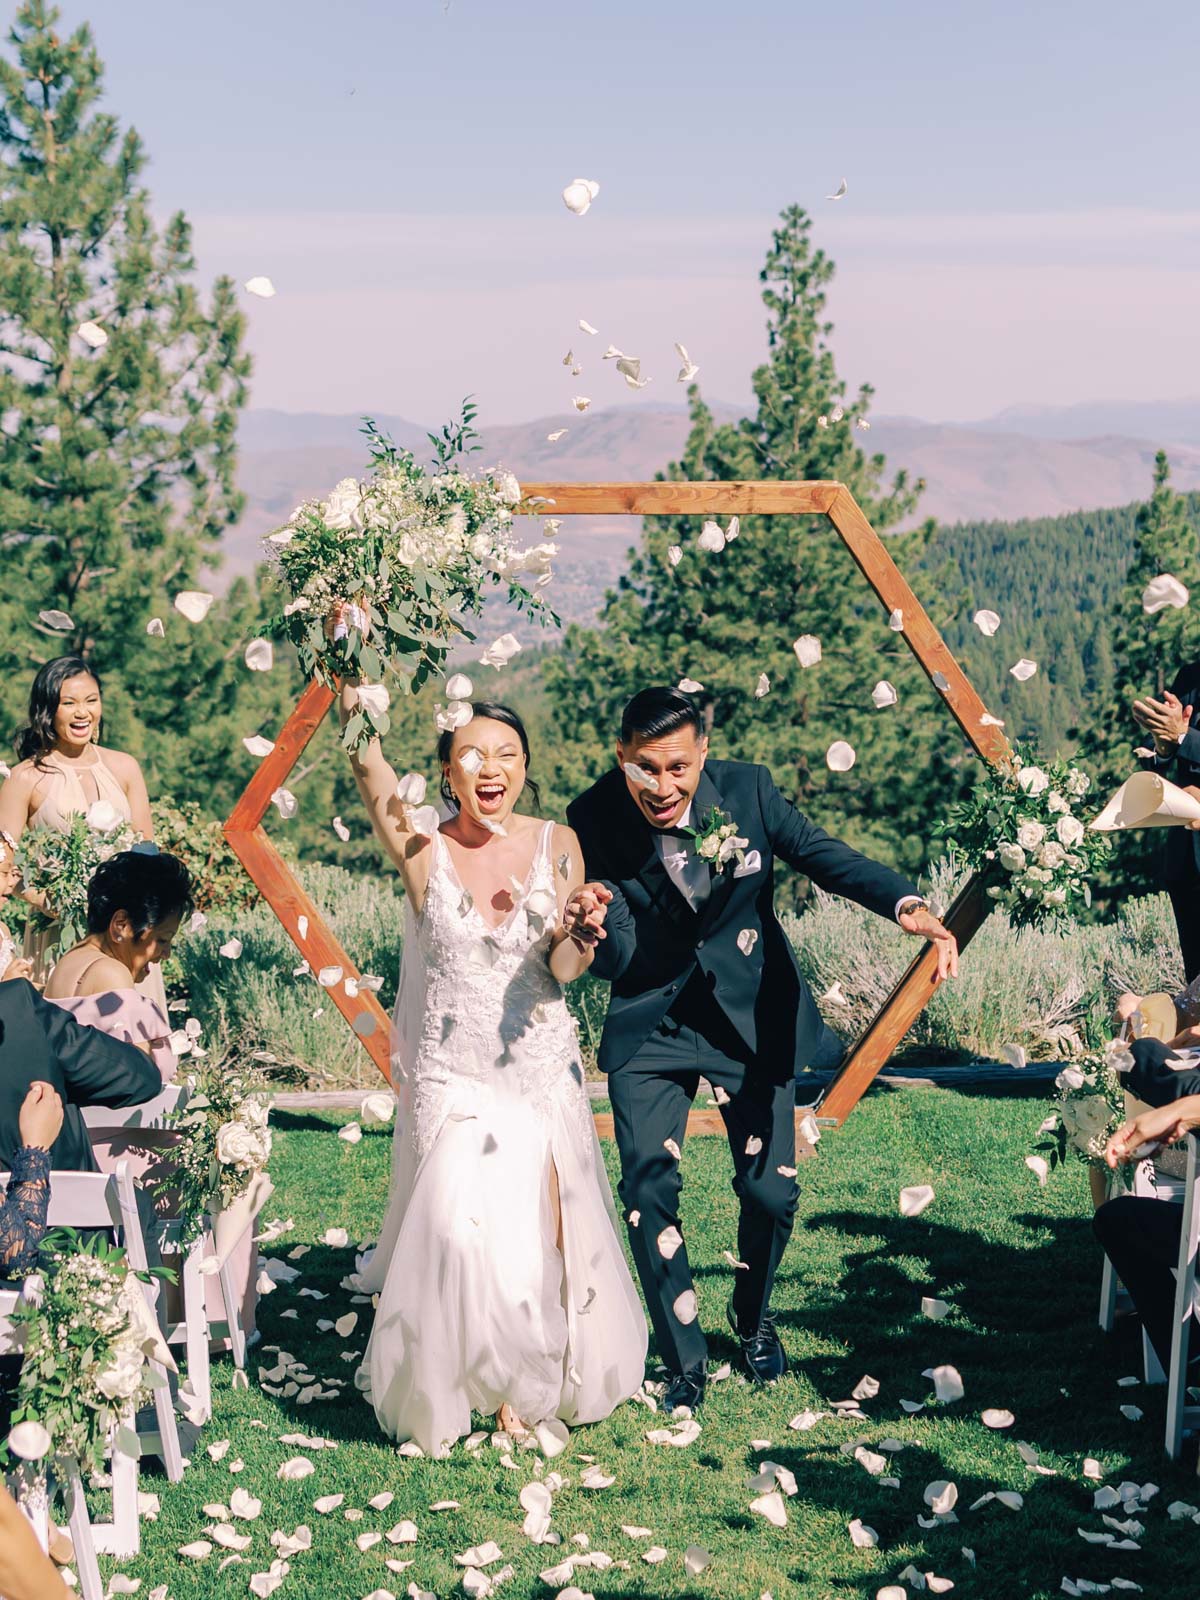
[18,804,143,956]
[2,1233,172,1479]
[1032,1040,1131,1172]
[935,747,1110,928]
[267,407,559,752]
[153,1065,272,1244]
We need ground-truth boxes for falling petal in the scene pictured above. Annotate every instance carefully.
[243,735,275,758]
[331,815,350,841]
[571,395,591,412]
[852,1375,880,1400]
[854,1447,888,1475]
[750,1490,788,1526]
[924,1480,959,1515]
[932,671,950,692]
[667,545,683,566]
[271,787,297,819]
[1025,1156,1049,1187]
[974,609,1001,636]
[697,521,726,553]
[244,638,274,671]
[317,965,343,988]
[737,928,759,956]
[900,1184,935,1217]
[754,673,770,698]
[146,617,165,636]
[623,760,659,792]
[219,938,243,960]
[663,1138,681,1160]
[826,741,856,772]
[1010,658,1038,681]
[338,1121,363,1144]
[244,276,276,297]
[744,1135,763,1155]
[924,1363,965,1403]
[6,1421,51,1460]
[677,677,704,693]
[826,178,848,200]
[173,590,214,623]
[856,417,871,430]
[889,608,904,631]
[547,429,568,442]
[792,634,822,668]
[982,1408,1015,1429]
[673,1288,698,1324]
[38,609,73,632]
[479,632,522,669]
[562,178,600,215]
[871,680,898,709]
[1142,573,1189,613]
[446,673,473,700]
[77,319,109,348]
[921,1297,951,1320]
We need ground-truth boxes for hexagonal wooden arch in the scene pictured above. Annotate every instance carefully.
[223,481,1012,1126]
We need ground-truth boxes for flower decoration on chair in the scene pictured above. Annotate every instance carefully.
[935,746,1110,929]
[17,806,144,959]
[267,406,560,755]
[153,1065,272,1244]
[1,1233,172,1481]
[1032,1040,1133,1173]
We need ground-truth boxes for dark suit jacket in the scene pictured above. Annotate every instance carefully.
[1126,1037,1200,1106]
[0,980,161,1172]
[567,760,918,1075]
[1137,660,1200,881]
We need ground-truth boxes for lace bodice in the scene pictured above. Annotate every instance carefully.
[404,821,589,1155]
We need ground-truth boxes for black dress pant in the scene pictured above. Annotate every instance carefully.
[607,974,798,1374]
[1093,1194,1195,1371]
[1164,833,1200,983]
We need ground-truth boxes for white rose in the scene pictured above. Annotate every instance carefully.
[1056,1065,1086,1092]
[215,1119,266,1171]
[1017,766,1049,797]
[443,504,468,543]
[997,842,1026,872]
[1056,814,1085,847]
[1016,820,1045,849]
[1043,887,1067,906]
[1037,841,1066,869]
[697,834,720,861]
[1065,769,1091,798]
[492,470,522,505]
[1060,1092,1114,1153]
[86,799,124,834]
[1047,792,1068,814]
[95,1343,145,1401]
[322,478,365,532]
[470,532,495,562]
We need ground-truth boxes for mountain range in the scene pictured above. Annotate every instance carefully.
[222,398,1200,626]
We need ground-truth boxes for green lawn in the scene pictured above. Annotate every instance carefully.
[110,1090,1199,1599]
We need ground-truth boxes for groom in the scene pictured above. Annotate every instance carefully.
[566,687,957,1412]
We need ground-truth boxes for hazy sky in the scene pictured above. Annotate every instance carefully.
[40,0,1200,425]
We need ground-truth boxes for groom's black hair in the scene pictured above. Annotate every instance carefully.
[437,702,542,812]
[620,686,704,746]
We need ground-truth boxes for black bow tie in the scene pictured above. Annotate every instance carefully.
[654,824,693,840]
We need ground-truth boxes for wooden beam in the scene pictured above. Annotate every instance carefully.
[827,486,1013,767]
[225,678,336,835]
[816,874,992,1125]
[520,481,841,516]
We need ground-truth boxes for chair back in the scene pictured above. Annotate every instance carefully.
[81,1080,188,1131]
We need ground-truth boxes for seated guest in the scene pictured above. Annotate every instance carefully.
[0,834,33,984]
[0,1082,63,1280]
[1094,1038,1200,1370]
[1133,664,1200,980]
[1113,975,1200,1053]
[0,978,159,1172]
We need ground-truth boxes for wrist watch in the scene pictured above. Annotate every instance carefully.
[897,897,926,919]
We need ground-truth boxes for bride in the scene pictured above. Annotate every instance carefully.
[341,675,647,1454]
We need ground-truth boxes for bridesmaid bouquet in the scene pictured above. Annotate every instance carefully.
[1032,1040,1132,1172]
[2,1233,172,1480]
[935,746,1110,929]
[266,407,560,753]
[18,805,143,956]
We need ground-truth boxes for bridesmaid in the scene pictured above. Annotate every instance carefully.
[0,655,156,989]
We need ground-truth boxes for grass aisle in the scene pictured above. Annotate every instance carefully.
[118,1091,1198,1599]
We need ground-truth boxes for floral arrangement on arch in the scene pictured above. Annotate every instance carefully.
[1032,1040,1133,1173]
[152,1064,272,1244]
[267,407,560,754]
[17,803,144,958]
[1,1233,172,1481]
[935,747,1110,928]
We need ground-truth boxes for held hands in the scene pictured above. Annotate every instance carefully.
[1105,1095,1200,1168]
[898,904,960,981]
[18,1081,63,1152]
[563,882,613,951]
[1132,689,1193,752]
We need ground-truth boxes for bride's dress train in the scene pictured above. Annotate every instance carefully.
[355,821,647,1455]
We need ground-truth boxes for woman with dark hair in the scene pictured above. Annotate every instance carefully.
[0,656,155,987]
[335,650,647,1456]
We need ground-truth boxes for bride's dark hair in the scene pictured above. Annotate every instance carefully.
[16,655,102,766]
[437,702,541,812]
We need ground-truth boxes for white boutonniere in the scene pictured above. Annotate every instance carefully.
[686,805,749,877]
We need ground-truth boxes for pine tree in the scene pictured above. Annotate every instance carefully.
[0,1,251,754]
[541,204,973,882]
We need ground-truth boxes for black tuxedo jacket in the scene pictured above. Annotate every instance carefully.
[0,979,161,1173]
[1137,660,1200,881]
[567,759,918,1074]
[1126,1037,1200,1105]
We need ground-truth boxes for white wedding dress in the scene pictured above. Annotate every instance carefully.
[355,820,647,1455]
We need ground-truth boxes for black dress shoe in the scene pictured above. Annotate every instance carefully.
[727,1296,789,1382]
[662,1365,707,1414]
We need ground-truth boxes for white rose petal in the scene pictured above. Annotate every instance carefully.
[924,1363,965,1403]
[1142,573,1190,613]
[973,609,1001,636]
[244,638,274,672]
[754,673,770,698]
[270,787,297,819]
[871,680,898,708]
[900,1184,935,1216]
[38,609,74,632]
[178,1541,213,1560]
[395,772,427,807]
[276,1457,315,1481]
[697,521,726,553]
[750,1490,787,1527]
[673,1289,698,1324]
[677,677,704,693]
[623,761,659,792]
[921,1297,951,1320]
[317,965,343,988]
[337,1121,362,1144]
[243,735,275,757]
[77,320,109,348]
[445,673,474,701]
[229,1489,262,1520]
[982,1408,1015,1429]
[244,276,276,297]
[173,590,214,623]
[146,617,165,636]
[1010,658,1038,681]
[826,741,856,772]
[355,683,390,719]
[562,177,600,215]
[6,1421,51,1460]
[1024,1156,1049,1187]
[667,545,683,567]
[793,634,822,668]
[745,1135,763,1155]
[479,633,522,669]
[924,1480,958,1515]
[889,607,904,631]
[361,1092,395,1125]
[737,928,759,956]
[848,1518,878,1548]
[219,938,243,960]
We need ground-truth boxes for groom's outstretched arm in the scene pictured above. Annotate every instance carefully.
[758,764,917,920]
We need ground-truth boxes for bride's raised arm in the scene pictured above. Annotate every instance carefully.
[338,680,434,911]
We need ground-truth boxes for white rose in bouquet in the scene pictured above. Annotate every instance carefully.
[95,1341,145,1401]
[86,799,124,834]
[492,470,522,506]
[1043,886,1067,907]
[443,504,468,545]
[1056,814,1085,847]
[1047,792,1068,814]
[1017,766,1049,796]
[1065,769,1091,798]
[1016,820,1045,849]
[1056,1064,1087,1091]
[1059,1091,1115,1154]
[1037,841,1067,869]
[323,478,365,531]
[697,834,721,861]
[241,1098,271,1131]
[998,842,1026,872]
[215,1119,270,1172]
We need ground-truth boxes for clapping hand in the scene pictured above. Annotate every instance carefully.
[898,904,960,981]
[1132,689,1193,752]
[1105,1095,1200,1167]
[563,882,613,950]
[18,1081,63,1152]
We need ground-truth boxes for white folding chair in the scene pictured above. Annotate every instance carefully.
[80,1079,187,1132]
[1165,1133,1200,1459]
